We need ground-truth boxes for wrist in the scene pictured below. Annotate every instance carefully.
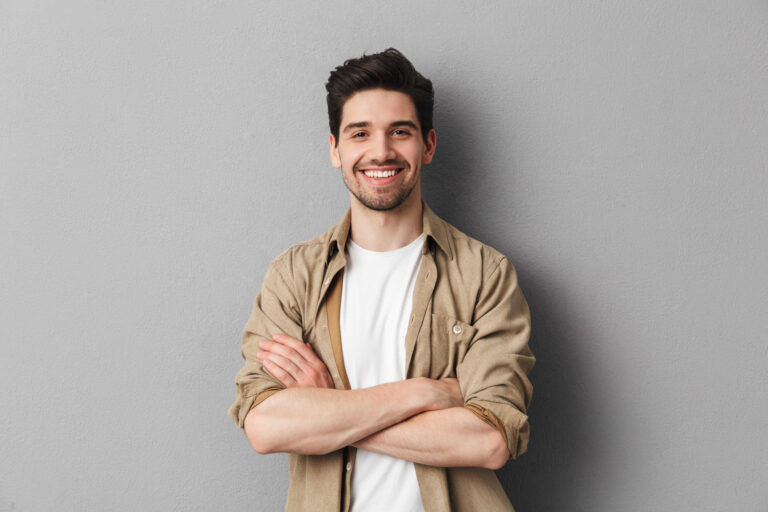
[407,377,440,412]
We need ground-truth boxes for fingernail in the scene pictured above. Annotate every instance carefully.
[256,351,263,358]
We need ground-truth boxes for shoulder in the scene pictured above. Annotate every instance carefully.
[268,224,336,277]
[255,223,338,316]
[434,213,511,280]
[429,211,523,321]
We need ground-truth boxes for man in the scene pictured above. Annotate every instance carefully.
[229,48,534,512]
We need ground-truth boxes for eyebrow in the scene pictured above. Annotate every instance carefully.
[341,120,419,134]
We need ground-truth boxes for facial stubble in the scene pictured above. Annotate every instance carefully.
[341,162,417,212]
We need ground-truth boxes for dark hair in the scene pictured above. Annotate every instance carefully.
[325,48,434,145]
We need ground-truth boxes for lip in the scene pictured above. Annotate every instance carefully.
[357,167,404,186]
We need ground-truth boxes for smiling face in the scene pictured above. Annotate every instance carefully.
[330,89,436,212]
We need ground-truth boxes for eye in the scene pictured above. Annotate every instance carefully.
[351,131,367,138]
[392,129,410,136]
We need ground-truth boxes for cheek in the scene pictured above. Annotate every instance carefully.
[400,142,424,161]
[343,149,367,169]
[407,149,426,167]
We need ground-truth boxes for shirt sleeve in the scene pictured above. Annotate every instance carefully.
[458,256,535,459]
[227,257,304,429]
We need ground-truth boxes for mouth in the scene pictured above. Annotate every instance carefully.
[356,166,404,187]
[359,167,403,179]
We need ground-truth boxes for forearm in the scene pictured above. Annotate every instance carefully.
[352,406,510,470]
[244,378,438,455]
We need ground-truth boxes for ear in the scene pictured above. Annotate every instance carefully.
[421,129,437,164]
[329,134,342,168]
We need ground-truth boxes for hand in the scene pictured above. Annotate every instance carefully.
[424,377,464,411]
[256,333,334,389]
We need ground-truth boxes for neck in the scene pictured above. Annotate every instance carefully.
[348,194,423,252]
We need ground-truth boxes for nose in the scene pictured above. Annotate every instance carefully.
[371,132,396,162]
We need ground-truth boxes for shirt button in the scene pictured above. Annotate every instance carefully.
[346,462,352,471]
[453,325,462,335]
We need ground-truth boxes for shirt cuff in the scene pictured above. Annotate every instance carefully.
[250,389,282,410]
[228,387,283,429]
[464,401,530,459]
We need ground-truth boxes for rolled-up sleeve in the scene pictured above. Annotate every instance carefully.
[228,257,304,429]
[458,256,534,459]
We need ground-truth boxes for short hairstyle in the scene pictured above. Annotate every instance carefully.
[325,48,434,145]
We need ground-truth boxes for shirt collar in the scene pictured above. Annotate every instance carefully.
[325,200,453,263]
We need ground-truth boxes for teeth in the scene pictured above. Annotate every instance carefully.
[363,169,399,178]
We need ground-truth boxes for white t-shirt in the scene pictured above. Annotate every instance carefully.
[340,233,425,512]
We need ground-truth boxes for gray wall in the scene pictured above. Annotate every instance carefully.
[1,1,766,511]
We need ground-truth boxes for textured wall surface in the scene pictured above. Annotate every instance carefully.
[2,1,767,511]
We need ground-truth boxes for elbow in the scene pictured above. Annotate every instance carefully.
[243,407,334,456]
[250,441,273,455]
[483,430,510,470]
[485,450,510,471]
[248,435,274,455]
[244,407,277,455]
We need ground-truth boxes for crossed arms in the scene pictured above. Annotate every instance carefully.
[229,256,533,471]
[245,334,510,470]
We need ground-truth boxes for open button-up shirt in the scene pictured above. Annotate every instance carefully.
[229,202,534,512]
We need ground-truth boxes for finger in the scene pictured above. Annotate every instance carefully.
[270,335,334,388]
[260,343,323,385]
[273,333,328,371]
[261,351,304,381]
[263,352,328,388]
[259,339,304,366]
[261,340,325,383]
[261,359,296,387]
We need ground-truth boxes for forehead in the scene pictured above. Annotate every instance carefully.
[340,89,419,126]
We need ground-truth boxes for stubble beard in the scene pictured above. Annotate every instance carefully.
[342,165,417,212]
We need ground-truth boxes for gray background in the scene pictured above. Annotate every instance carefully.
[1,1,766,511]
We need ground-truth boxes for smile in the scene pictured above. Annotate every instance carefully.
[362,168,401,178]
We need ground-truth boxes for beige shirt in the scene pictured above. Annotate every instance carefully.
[228,202,535,512]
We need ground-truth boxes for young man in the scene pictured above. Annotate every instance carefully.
[229,48,534,512]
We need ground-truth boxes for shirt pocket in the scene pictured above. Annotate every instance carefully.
[428,313,478,378]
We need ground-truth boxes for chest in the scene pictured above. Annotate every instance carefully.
[304,254,479,387]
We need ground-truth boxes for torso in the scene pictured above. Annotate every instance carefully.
[340,233,425,512]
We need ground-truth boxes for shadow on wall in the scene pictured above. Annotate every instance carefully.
[423,85,614,510]
[496,271,604,511]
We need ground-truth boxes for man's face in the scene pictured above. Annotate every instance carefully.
[330,89,436,212]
